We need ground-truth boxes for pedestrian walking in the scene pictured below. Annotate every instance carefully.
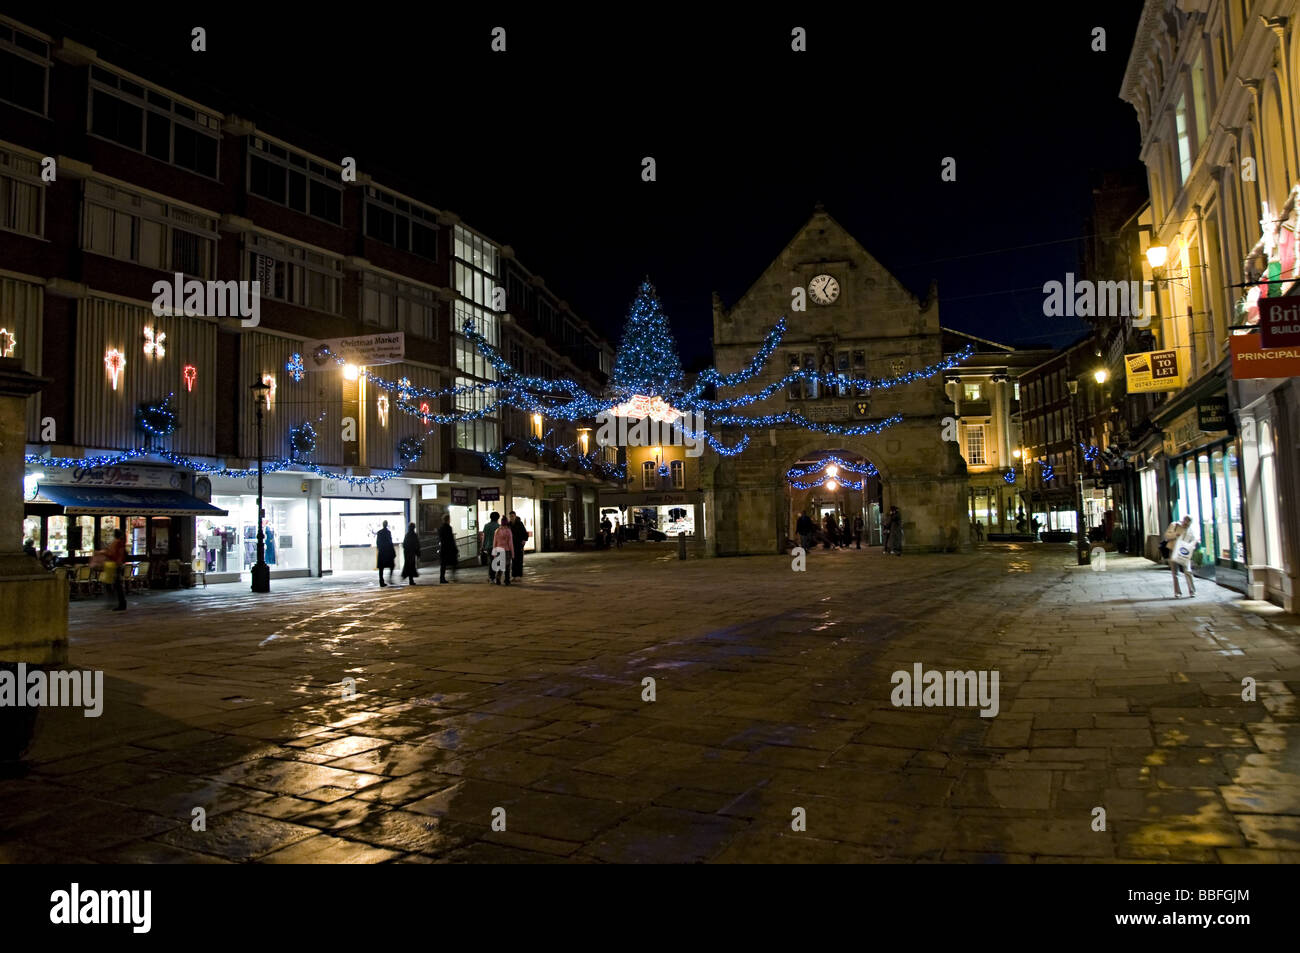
[822,514,835,550]
[1165,515,1198,598]
[509,510,528,580]
[107,528,127,610]
[481,511,500,583]
[600,515,612,548]
[853,515,864,549]
[796,512,814,551]
[492,518,514,585]
[375,519,396,587]
[975,520,984,542]
[401,522,421,585]
[886,506,904,555]
[615,520,624,548]
[438,514,458,583]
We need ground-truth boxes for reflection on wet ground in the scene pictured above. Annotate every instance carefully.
[2,546,1298,863]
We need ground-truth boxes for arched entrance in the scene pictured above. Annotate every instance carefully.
[785,449,883,548]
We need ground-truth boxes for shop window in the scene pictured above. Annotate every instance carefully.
[1259,422,1282,567]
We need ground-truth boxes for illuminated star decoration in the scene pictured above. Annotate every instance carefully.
[104,348,126,389]
[143,326,166,358]
[377,394,390,427]
[287,352,304,382]
[182,364,197,392]
[0,327,15,358]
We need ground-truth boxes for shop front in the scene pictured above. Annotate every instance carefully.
[318,477,412,574]
[204,472,312,583]
[1158,387,1244,583]
[23,462,226,585]
[600,489,702,543]
[506,477,539,553]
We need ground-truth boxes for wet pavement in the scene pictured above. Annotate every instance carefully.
[3,542,1299,863]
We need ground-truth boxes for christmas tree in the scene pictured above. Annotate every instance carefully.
[611,279,684,396]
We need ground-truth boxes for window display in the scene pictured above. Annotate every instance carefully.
[657,504,695,536]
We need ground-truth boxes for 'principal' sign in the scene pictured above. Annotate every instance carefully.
[1230,331,1300,379]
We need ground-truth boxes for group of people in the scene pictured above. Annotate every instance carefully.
[374,515,460,587]
[480,510,530,585]
[793,511,896,553]
[598,515,625,549]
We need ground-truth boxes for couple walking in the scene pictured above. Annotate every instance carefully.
[375,516,460,587]
[481,510,529,585]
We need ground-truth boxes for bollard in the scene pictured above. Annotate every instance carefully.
[678,532,687,560]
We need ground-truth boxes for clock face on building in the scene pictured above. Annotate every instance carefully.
[809,274,840,305]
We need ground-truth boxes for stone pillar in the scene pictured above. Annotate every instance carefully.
[0,358,66,760]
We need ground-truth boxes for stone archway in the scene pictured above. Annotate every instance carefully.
[785,447,883,548]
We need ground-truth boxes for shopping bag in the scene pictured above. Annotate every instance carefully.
[101,560,118,583]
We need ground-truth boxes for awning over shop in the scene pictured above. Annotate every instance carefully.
[34,484,229,517]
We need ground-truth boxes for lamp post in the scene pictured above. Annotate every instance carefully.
[1067,378,1086,565]
[250,379,270,593]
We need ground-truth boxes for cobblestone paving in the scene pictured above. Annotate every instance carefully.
[3,543,1299,863]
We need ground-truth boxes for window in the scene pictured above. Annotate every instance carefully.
[670,459,684,489]
[837,349,851,397]
[83,179,217,278]
[248,138,342,224]
[1191,54,1208,148]
[88,66,219,178]
[965,424,986,466]
[0,20,48,114]
[1013,381,1020,401]
[1175,95,1192,183]
[247,232,342,312]
[642,461,656,490]
[1259,422,1282,567]
[963,382,982,401]
[454,225,498,273]
[0,145,43,236]
[362,272,437,338]
[367,186,439,258]
[852,350,867,396]
[455,262,498,309]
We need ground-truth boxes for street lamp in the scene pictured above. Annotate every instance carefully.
[250,379,271,593]
[1067,378,1087,565]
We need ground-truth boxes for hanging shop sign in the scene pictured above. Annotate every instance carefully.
[450,488,471,505]
[1123,348,1183,393]
[1260,295,1300,348]
[478,487,501,502]
[304,333,405,369]
[543,484,567,500]
[1163,408,1202,457]
[1196,398,1229,433]
[1230,331,1300,379]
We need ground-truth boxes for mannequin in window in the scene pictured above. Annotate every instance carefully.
[265,521,277,565]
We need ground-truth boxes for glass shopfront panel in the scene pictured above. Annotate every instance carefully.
[1171,439,1245,570]
[657,504,695,536]
[322,497,407,573]
[208,494,308,574]
[512,496,537,552]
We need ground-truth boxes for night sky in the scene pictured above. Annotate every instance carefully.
[32,3,1146,366]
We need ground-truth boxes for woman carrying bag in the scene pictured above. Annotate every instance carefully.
[1164,515,1197,598]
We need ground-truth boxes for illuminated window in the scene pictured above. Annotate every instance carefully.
[1175,95,1192,183]
[963,383,982,401]
[965,424,986,466]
